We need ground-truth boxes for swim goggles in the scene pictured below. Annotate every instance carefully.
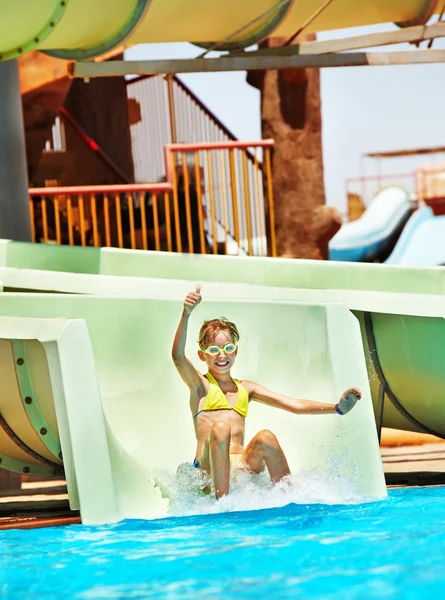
[201,343,237,356]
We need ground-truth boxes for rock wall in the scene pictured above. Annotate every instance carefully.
[64,61,135,184]
[19,52,134,187]
[18,52,71,184]
[248,36,341,259]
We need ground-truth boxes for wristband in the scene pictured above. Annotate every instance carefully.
[335,403,345,416]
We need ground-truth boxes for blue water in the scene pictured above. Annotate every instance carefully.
[1,487,445,599]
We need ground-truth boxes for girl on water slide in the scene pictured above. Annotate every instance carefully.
[172,284,361,499]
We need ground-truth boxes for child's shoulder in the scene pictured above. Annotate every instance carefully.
[238,379,257,393]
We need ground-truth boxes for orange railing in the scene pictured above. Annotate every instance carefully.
[164,141,275,256]
[29,141,276,257]
[29,183,173,251]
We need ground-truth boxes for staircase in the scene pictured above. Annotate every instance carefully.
[30,75,272,257]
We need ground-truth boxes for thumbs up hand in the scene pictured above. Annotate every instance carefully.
[184,284,202,314]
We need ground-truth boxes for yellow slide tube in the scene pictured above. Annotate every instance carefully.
[0,0,441,61]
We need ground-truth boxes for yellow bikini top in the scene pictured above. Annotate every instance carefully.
[193,372,249,419]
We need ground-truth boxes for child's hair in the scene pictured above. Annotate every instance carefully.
[198,318,240,349]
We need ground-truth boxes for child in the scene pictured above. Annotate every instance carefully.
[172,284,361,499]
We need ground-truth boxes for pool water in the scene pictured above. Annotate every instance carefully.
[1,487,445,599]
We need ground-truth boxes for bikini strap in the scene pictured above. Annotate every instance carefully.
[205,372,238,387]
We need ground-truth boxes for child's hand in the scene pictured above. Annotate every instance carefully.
[184,284,202,315]
[337,387,361,414]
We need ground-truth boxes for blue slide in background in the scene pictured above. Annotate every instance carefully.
[329,186,413,262]
[385,205,445,266]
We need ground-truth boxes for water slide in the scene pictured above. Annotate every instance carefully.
[385,205,445,266]
[1,1,443,61]
[329,186,414,262]
[0,1,443,524]
[2,242,445,523]
[0,268,384,524]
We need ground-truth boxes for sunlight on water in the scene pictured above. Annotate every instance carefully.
[4,488,445,599]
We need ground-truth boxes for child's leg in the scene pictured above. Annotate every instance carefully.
[242,429,290,482]
[201,421,232,499]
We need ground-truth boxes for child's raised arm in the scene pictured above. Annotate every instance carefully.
[171,284,204,390]
[246,381,361,416]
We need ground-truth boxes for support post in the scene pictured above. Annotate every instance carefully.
[166,75,178,144]
[376,382,386,444]
[0,60,31,241]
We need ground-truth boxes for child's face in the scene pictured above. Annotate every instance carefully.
[198,330,238,374]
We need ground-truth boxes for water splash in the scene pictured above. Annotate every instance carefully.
[152,461,376,519]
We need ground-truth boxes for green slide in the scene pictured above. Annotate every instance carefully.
[0,240,443,523]
[0,0,441,62]
[0,0,441,522]
[0,292,384,524]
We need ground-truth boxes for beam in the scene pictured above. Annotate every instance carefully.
[69,50,445,79]
[365,145,445,158]
[253,20,445,56]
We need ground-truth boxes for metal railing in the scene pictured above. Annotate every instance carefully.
[44,116,66,153]
[164,141,275,256]
[29,183,172,250]
[126,74,252,183]
[127,75,271,254]
[29,141,276,257]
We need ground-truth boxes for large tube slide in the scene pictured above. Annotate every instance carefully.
[329,186,413,263]
[0,1,442,62]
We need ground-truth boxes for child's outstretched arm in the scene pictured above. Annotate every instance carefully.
[171,284,204,390]
[246,382,361,416]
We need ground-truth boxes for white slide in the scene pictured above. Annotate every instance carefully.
[386,206,445,266]
[329,186,413,262]
[0,290,385,525]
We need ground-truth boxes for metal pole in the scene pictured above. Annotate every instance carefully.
[166,76,178,144]
[0,60,31,241]
[284,0,336,46]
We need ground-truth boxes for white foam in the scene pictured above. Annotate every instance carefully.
[151,462,381,518]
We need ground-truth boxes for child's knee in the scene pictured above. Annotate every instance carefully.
[255,429,279,448]
[210,421,231,443]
